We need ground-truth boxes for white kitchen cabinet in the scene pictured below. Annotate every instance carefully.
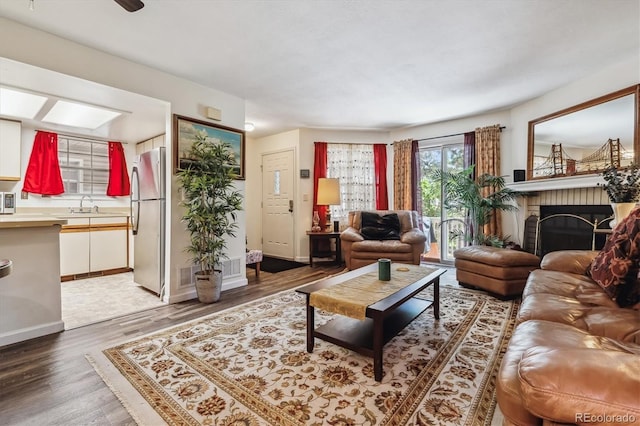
[59,216,130,278]
[89,217,129,272]
[142,139,153,153]
[152,134,165,148]
[60,219,91,276]
[135,134,165,156]
[0,119,22,181]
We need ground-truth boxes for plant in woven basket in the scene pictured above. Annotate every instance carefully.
[600,164,640,203]
[177,132,242,302]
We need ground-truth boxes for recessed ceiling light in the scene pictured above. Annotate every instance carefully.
[244,122,255,132]
[0,87,48,119]
[42,100,122,129]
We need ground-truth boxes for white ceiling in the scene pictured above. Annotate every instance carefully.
[0,56,168,143]
[0,0,638,140]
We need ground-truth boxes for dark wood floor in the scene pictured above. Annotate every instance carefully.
[0,264,344,426]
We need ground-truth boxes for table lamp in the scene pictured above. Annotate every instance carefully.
[316,178,341,232]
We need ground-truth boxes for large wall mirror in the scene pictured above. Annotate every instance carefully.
[527,84,639,180]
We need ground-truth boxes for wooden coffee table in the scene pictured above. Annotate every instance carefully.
[296,263,445,381]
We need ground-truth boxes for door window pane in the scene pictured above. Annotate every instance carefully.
[418,141,464,263]
[274,170,280,195]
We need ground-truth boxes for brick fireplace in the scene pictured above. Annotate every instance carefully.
[521,186,613,255]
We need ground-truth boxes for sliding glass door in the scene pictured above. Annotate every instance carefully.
[418,142,464,263]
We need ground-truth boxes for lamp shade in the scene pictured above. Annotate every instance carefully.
[317,178,341,205]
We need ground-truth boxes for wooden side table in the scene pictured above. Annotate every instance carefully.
[307,231,342,267]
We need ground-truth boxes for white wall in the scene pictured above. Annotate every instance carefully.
[0,18,247,301]
[245,129,300,255]
[246,128,389,261]
[503,56,639,243]
[216,53,638,261]
[390,55,639,245]
[509,57,639,173]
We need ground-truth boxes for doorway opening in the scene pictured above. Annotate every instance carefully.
[261,149,296,260]
[0,57,170,329]
[417,139,465,264]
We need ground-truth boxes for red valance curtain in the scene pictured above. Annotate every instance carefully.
[373,144,388,209]
[23,131,64,195]
[313,142,328,227]
[106,141,130,196]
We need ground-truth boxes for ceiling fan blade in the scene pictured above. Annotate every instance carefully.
[114,0,144,12]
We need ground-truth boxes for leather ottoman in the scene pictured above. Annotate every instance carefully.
[453,246,540,298]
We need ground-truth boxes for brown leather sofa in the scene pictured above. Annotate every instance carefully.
[340,210,426,270]
[497,250,640,425]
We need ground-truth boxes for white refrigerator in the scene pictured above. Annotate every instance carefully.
[130,147,166,296]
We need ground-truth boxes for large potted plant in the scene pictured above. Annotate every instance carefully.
[436,165,521,246]
[600,164,640,227]
[177,132,242,303]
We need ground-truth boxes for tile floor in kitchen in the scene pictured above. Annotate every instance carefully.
[60,272,166,329]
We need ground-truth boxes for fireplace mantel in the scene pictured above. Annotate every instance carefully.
[507,174,604,192]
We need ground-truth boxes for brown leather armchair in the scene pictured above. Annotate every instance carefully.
[340,210,426,270]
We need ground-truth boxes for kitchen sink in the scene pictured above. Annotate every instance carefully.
[68,207,99,214]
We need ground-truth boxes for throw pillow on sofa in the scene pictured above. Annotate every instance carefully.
[360,212,401,240]
[589,206,640,308]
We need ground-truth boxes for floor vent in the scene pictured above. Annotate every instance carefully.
[222,257,241,278]
[178,257,241,287]
[179,265,200,287]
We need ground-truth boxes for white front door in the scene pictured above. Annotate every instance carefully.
[262,149,295,259]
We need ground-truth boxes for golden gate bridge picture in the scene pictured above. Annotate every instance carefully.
[532,138,633,178]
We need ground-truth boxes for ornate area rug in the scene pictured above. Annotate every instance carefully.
[89,283,518,425]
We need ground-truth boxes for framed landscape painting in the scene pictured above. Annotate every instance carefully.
[173,114,245,179]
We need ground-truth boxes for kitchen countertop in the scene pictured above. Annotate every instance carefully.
[52,212,130,219]
[0,214,68,229]
[11,208,129,219]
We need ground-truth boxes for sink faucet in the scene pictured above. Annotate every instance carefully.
[80,195,93,211]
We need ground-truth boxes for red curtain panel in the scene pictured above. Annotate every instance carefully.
[106,141,131,196]
[373,143,389,210]
[23,131,64,195]
[313,142,328,226]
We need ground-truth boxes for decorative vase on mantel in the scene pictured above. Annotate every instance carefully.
[610,202,637,228]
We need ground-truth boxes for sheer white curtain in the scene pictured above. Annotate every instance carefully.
[327,144,376,227]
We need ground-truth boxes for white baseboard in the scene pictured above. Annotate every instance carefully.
[222,276,247,291]
[0,320,65,347]
[165,289,196,304]
[165,277,248,304]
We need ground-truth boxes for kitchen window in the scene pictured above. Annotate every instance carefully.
[57,137,109,195]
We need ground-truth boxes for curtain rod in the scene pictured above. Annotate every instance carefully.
[35,129,127,144]
[414,126,506,142]
[315,141,387,145]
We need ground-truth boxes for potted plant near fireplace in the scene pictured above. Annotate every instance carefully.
[177,132,242,303]
[600,164,640,227]
[436,165,522,247]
